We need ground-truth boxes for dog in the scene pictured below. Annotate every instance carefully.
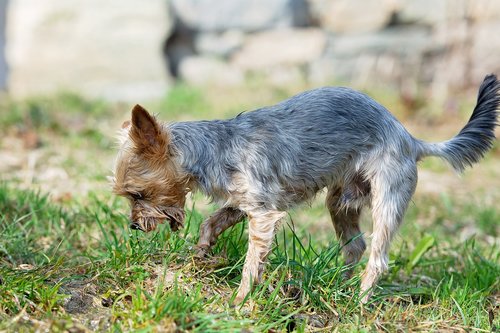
[112,74,499,304]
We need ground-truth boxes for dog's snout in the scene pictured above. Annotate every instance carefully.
[129,222,145,232]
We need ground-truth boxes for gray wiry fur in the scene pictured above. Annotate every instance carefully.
[169,76,498,209]
[170,89,401,207]
[121,74,499,304]
[417,74,500,172]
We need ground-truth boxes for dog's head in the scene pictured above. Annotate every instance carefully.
[111,105,189,232]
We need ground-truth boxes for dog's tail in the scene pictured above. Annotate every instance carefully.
[416,74,499,173]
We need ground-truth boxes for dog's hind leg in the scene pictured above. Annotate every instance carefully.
[234,209,286,304]
[326,187,366,278]
[360,159,417,303]
[195,207,246,257]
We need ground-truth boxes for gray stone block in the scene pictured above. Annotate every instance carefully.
[308,0,395,33]
[179,56,244,86]
[231,28,327,70]
[171,0,310,33]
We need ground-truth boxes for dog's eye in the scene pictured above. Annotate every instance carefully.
[129,192,144,200]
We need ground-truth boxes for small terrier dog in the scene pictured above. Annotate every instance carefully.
[112,75,499,304]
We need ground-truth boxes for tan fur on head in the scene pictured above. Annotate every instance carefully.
[112,105,190,232]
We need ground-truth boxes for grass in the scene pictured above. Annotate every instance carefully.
[0,184,498,332]
[0,84,499,332]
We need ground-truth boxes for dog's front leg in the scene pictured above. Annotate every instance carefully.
[234,209,286,304]
[195,207,246,257]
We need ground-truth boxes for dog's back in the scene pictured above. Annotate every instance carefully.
[171,86,416,209]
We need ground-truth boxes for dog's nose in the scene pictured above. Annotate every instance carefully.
[129,222,145,232]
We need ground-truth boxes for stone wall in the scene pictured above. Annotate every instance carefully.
[1,0,500,101]
[169,0,500,101]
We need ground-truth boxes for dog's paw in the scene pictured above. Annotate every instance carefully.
[341,268,354,281]
[233,293,246,306]
[193,244,210,259]
[360,289,373,305]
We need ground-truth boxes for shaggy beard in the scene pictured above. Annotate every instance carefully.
[131,206,185,232]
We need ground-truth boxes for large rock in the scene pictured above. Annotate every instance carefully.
[178,56,244,86]
[0,0,7,90]
[471,22,500,80]
[329,27,432,57]
[194,30,245,58]
[232,28,327,70]
[309,27,434,87]
[468,0,500,21]
[6,0,171,101]
[170,0,310,33]
[309,0,395,33]
[397,0,466,25]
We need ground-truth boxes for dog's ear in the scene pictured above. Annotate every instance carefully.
[131,104,160,145]
[130,104,169,154]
